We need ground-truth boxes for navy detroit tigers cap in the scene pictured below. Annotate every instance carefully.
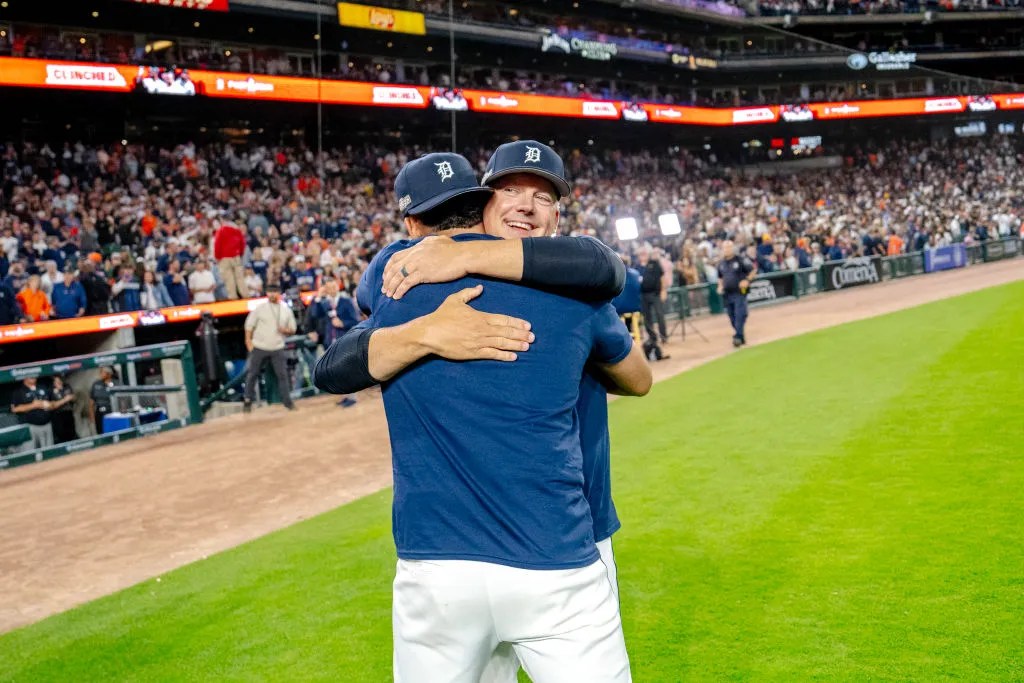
[481,140,572,199]
[394,152,493,217]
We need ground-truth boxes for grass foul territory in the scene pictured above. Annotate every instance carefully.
[1,281,1022,682]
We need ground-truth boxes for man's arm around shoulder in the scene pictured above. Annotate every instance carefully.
[382,235,625,302]
[589,304,652,396]
[313,285,533,396]
[597,343,652,397]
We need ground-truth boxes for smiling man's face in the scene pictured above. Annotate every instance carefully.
[482,173,559,239]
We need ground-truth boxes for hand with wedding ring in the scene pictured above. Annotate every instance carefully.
[382,236,471,300]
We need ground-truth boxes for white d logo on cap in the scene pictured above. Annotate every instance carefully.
[435,161,454,182]
[524,146,541,164]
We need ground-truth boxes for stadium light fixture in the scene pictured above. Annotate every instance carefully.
[615,217,639,241]
[658,213,681,236]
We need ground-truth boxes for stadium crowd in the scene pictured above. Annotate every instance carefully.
[1,136,1022,326]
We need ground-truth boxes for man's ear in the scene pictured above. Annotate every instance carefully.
[404,216,428,238]
[548,208,561,237]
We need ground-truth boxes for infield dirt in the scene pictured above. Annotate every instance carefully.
[0,259,1020,633]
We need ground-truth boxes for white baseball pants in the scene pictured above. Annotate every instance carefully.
[392,545,629,683]
[477,537,620,683]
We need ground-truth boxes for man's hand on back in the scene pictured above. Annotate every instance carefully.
[382,236,470,300]
[416,285,533,362]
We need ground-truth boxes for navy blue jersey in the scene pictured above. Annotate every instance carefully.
[612,267,642,315]
[356,246,395,316]
[250,259,269,280]
[51,281,87,318]
[369,234,631,569]
[578,369,619,542]
[358,236,625,545]
[294,267,318,292]
[163,274,190,306]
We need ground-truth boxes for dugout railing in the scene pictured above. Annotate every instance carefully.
[0,342,203,471]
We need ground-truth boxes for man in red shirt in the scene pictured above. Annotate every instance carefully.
[213,216,247,299]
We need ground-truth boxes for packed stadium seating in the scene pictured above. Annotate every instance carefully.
[2,136,1021,324]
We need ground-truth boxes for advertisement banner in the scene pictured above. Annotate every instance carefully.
[669,54,719,70]
[642,104,742,126]
[0,292,317,346]
[128,0,229,10]
[0,58,433,108]
[983,237,1020,262]
[540,33,618,61]
[846,51,917,72]
[994,94,1024,110]
[823,257,882,292]
[463,88,622,119]
[924,244,967,273]
[2,57,1023,128]
[813,96,966,121]
[0,299,250,345]
[747,274,795,306]
[337,3,426,35]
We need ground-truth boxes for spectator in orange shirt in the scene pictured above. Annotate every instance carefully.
[887,229,904,256]
[140,213,158,238]
[17,275,51,322]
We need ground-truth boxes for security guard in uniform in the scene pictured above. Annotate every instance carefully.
[716,239,756,348]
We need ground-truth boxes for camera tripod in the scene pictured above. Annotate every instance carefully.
[665,289,709,343]
[667,313,709,343]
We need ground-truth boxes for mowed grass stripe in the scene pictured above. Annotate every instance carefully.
[2,282,1021,682]
[613,281,1024,682]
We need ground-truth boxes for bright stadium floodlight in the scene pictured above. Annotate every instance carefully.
[615,217,639,241]
[658,213,681,236]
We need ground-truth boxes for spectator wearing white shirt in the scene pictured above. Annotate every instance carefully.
[39,260,60,297]
[188,259,217,304]
[1,228,18,261]
[243,266,264,298]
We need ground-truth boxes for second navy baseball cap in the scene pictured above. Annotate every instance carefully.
[481,140,572,199]
[394,152,493,217]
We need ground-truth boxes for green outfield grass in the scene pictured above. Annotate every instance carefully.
[2,281,1022,682]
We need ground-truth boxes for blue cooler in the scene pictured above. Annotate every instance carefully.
[102,413,138,433]
[138,409,168,425]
